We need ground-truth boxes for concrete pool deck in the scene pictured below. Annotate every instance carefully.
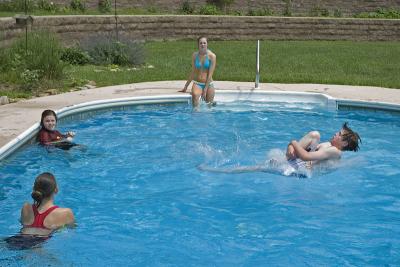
[1,80,400,149]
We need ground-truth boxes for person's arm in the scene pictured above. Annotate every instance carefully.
[179,52,196,92]
[20,203,32,226]
[286,131,320,159]
[203,52,217,98]
[290,140,339,161]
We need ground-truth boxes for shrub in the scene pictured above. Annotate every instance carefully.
[98,0,111,13]
[181,0,194,14]
[283,0,292,16]
[334,9,342,18]
[10,31,65,80]
[61,47,91,65]
[0,0,36,12]
[37,0,58,12]
[199,4,219,15]
[247,8,274,16]
[355,8,400,19]
[80,34,145,66]
[207,0,234,12]
[310,6,330,17]
[70,0,86,12]
[20,69,41,90]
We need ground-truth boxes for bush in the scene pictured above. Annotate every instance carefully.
[98,0,111,13]
[355,8,400,19]
[70,0,86,12]
[61,47,91,65]
[37,0,58,12]
[334,9,342,18]
[0,0,36,12]
[10,31,65,80]
[199,4,219,15]
[310,6,330,17]
[283,0,292,16]
[181,0,194,14]
[207,0,234,11]
[80,34,145,66]
[247,8,274,16]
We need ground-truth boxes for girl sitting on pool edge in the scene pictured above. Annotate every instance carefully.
[179,36,217,107]
[38,109,77,150]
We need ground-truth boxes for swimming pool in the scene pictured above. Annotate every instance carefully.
[1,100,399,265]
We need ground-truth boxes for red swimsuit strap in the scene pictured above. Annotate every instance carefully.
[30,204,59,229]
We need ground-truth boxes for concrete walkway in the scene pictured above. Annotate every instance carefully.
[1,81,400,148]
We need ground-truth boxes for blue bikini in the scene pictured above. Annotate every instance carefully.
[194,51,213,90]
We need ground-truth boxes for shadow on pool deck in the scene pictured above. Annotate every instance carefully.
[1,80,400,149]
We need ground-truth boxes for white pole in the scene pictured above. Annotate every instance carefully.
[255,40,260,89]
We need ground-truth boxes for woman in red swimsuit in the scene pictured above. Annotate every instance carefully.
[20,172,75,236]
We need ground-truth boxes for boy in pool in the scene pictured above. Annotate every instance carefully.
[286,122,361,169]
[38,109,76,150]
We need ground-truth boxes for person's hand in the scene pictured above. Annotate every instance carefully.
[286,144,296,159]
[66,131,75,137]
[201,89,207,101]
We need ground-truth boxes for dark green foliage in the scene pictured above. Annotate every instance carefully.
[98,0,111,13]
[70,0,86,12]
[181,0,194,14]
[37,0,58,12]
[206,0,234,9]
[334,9,342,18]
[247,8,274,16]
[355,8,400,19]
[0,0,36,12]
[283,0,292,16]
[81,35,145,66]
[199,4,219,15]
[61,47,91,65]
[310,6,329,17]
[10,31,65,80]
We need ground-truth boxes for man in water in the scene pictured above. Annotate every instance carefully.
[286,122,361,167]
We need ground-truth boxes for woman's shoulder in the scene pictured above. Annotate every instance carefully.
[207,50,216,58]
[21,203,34,225]
[46,207,75,227]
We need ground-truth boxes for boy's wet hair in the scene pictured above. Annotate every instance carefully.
[341,122,361,152]
[40,110,57,128]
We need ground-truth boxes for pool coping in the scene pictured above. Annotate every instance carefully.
[1,81,400,161]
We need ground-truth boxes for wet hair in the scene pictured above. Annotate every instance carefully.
[31,172,57,207]
[40,110,57,128]
[341,122,361,152]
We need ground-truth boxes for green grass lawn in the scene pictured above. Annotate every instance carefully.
[1,40,399,100]
[67,40,400,89]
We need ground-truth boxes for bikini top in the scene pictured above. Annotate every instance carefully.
[27,205,59,229]
[195,51,212,70]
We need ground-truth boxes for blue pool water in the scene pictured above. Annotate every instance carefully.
[0,101,399,266]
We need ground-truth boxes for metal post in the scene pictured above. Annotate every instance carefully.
[114,0,119,41]
[255,40,260,89]
[25,0,28,54]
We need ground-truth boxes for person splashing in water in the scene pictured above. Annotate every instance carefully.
[179,36,217,108]
[199,123,361,177]
[285,122,361,172]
